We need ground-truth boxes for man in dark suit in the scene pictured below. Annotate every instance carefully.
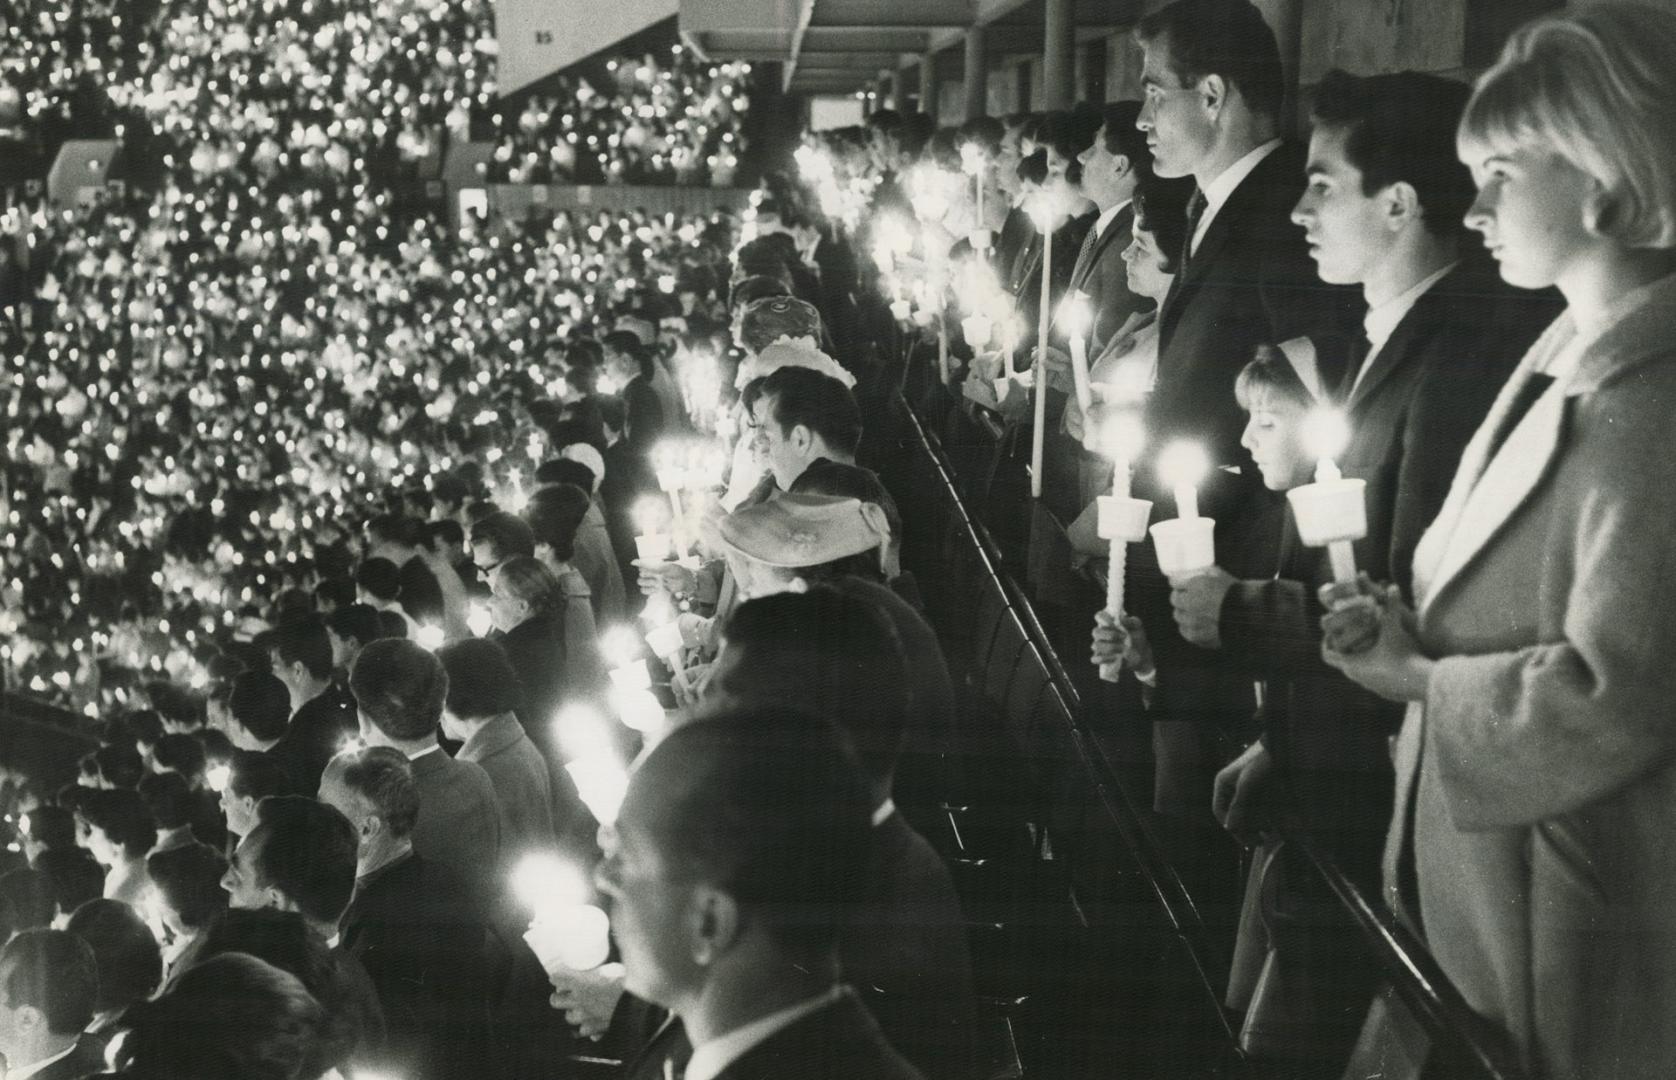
[598,709,922,1080]
[268,615,358,797]
[1067,102,1153,356]
[322,748,492,1080]
[349,639,502,895]
[0,930,106,1080]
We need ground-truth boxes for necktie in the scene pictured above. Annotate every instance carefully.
[1182,188,1209,266]
[1483,372,1556,462]
[1069,222,1101,291]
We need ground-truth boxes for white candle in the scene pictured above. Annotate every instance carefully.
[1158,441,1209,520]
[1029,195,1056,499]
[1093,410,1149,683]
[1290,409,1364,584]
[1060,291,1094,415]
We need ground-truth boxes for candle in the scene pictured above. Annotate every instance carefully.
[414,623,445,650]
[1060,291,1094,415]
[1092,410,1150,683]
[644,619,686,679]
[1027,193,1058,499]
[652,447,689,556]
[512,853,613,975]
[1149,441,1217,579]
[961,314,992,350]
[609,685,666,735]
[555,704,629,826]
[1288,408,1365,584]
[466,602,494,637]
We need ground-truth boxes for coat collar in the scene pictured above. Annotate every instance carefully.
[1344,263,1462,412]
[458,714,524,763]
[1415,271,1676,617]
[1068,203,1132,293]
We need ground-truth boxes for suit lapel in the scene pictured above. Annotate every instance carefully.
[1159,153,1277,344]
[1346,299,1427,412]
[1069,206,1130,294]
[1418,369,1568,616]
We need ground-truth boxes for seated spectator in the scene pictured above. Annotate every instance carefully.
[106,953,323,1080]
[320,748,491,1080]
[0,869,56,943]
[0,929,103,1080]
[189,908,387,1077]
[63,899,161,1039]
[222,795,357,945]
[597,709,917,1080]
[349,640,501,891]
[745,365,862,490]
[218,751,294,839]
[144,843,227,977]
[436,639,566,856]
[73,790,155,905]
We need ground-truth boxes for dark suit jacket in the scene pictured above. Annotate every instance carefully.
[495,613,566,744]
[269,686,357,797]
[573,500,626,625]
[340,852,492,1080]
[1009,209,1098,373]
[457,714,559,855]
[712,990,925,1080]
[23,1037,105,1080]
[1216,260,1560,874]
[408,748,502,895]
[1062,202,1146,358]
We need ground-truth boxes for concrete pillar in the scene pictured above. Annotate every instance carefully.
[964,24,987,120]
[893,67,911,112]
[1256,0,1303,133]
[922,51,938,120]
[1042,0,1075,110]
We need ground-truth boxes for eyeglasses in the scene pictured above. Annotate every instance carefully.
[475,559,502,575]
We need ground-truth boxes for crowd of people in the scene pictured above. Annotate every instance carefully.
[5,0,1676,1078]
[489,47,749,187]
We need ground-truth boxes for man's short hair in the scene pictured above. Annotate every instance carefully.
[535,457,595,492]
[271,615,336,682]
[122,709,164,748]
[328,748,420,838]
[65,898,162,1013]
[349,639,447,742]
[1310,70,1474,239]
[138,771,195,830]
[76,788,158,858]
[469,511,536,562]
[623,708,873,956]
[326,603,384,651]
[758,367,862,458]
[428,518,465,554]
[151,732,207,784]
[0,869,57,938]
[147,843,229,931]
[365,513,428,551]
[436,638,522,720]
[0,930,99,1035]
[314,576,357,611]
[249,796,358,925]
[715,589,909,782]
[375,610,409,640]
[523,484,591,563]
[1136,0,1285,120]
[92,743,143,790]
[228,749,295,801]
[31,849,104,916]
[354,557,402,603]
[230,672,292,743]
[1098,100,1152,174]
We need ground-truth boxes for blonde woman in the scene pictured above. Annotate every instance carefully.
[1323,7,1676,1076]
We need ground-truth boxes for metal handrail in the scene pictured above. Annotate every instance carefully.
[901,394,1527,1080]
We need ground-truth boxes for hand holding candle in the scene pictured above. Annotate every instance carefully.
[513,852,613,976]
[1059,291,1095,416]
[1092,408,1151,682]
[1287,409,1366,584]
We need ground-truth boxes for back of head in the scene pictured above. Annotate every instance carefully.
[436,638,522,720]
[22,806,74,852]
[1136,0,1285,121]
[31,849,104,919]
[250,796,358,926]
[524,483,592,562]
[0,929,99,1037]
[92,743,143,790]
[494,554,564,614]
[349,639,447,743]
[192,908,371,1077]
[354,557,402,603]
[470,510,538,562]
[0,869,57,939]
[117,953,322,1080]
[536,456,596,494]
[270,615,335,683]
[137,770,194,831]
[65,897,162,1014]
[151,733,207,785]
[622,708,874,958]
[1459,3,1676,251]
[758,366,862,458]
[325,603,384,652]
[327,747,420,840]
[229,671,292,743]
[146,843,228,932]
[1311,70,1475,240]
[77,787,157,859]
[228,749,295,802]
[713,588,909,785]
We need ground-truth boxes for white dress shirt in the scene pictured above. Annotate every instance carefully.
[1350,261,1458,396]
[1092,198,1132,243]
[684,986,846,1080]
[1190,139,1282,256]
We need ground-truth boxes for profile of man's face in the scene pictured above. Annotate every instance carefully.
[1136,38,1215,180]
[222,828,271,910]
[594,807,704,1009]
